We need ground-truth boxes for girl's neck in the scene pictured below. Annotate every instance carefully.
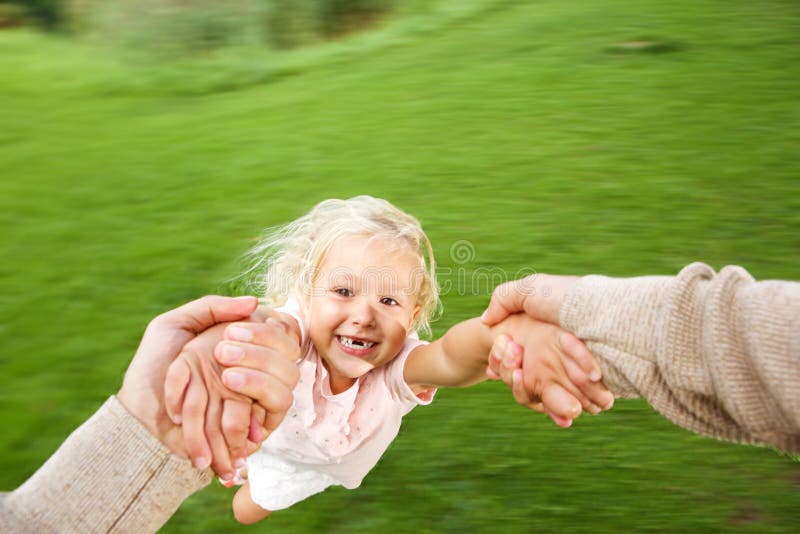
[322,360,357,395]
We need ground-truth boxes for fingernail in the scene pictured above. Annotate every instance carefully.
[220,472,233,483]
[503,351,516,368]
[223,370,245,389]
[603,394,615,410]
[498,334,508,349]
[228,326,253,342]
[221,343,244,363]
[234,295,255,303]
[234,457,247,470]
[194,456,210,470]
[589,369,602,381]
[171,413,182,425]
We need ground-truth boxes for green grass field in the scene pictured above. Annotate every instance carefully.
[1,0,798,531]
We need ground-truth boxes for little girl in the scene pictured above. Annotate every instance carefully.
[171,196,611,524]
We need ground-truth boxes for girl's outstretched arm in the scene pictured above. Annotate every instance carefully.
[403,314,613,422]
[403,317,495,389]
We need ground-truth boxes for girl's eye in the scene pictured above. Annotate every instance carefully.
[380,297,399,306]
[334,287,353,297]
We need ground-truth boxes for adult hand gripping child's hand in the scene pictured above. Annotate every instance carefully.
[163,306,301,483]
[487,318,614,428]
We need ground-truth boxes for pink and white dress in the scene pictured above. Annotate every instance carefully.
[246,304,435,511]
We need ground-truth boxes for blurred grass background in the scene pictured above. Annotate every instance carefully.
[1,0,799,532]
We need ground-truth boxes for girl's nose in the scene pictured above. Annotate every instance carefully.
[350,297,376,328]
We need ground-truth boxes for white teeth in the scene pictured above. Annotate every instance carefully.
[338,336,375,349]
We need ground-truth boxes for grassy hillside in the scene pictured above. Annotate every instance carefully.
[0,0,798,532]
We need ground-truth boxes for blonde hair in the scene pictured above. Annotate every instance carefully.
[242,196,440,336]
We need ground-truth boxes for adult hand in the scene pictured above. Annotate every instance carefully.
[117,295,259,460]
[487,330,613,427]
[482,274,579,326]
[163,308,301,480]
[482,274,614,422]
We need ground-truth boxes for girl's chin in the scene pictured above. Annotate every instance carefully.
[324,353,374,380]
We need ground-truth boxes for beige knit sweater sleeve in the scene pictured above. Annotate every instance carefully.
[0,396,213,533]
[560,262,800,455]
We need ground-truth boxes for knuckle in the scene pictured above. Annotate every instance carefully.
[186,441,206,459]
[222,418,247,435]
[198,295,217,307]
[205,427,224,442]
[286,366,300,384]
[146,313,170,332]
[273,388,294,413]
[183,400,204,417]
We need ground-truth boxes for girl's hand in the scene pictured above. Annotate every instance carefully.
[163,310,300,480]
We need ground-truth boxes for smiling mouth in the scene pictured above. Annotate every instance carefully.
[336,335,378,356]
[337,335,376,349]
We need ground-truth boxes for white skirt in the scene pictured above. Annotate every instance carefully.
[246,451,340,511]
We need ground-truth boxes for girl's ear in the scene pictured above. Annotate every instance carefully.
[410,305,422,327]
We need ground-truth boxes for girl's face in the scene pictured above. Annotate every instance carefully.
[306,235,421,393]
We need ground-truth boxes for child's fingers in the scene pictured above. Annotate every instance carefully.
[181,374,212,470]
[487,334,516,380]
[164,358,190,425]
[497,339,524,389]
[503,338,523,369]
[245,439,261,457]
[249,407,267,443]
[511,369,534,406]
[487,335,505,379]
[558,331,602,382]
[250,403,266,438]
[221,399,252,471]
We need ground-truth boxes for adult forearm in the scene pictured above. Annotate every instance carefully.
[0,397,212,533]
[560,262,800,454]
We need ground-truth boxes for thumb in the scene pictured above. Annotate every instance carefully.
[164,295,259,334]
[541,383,582,421]
[482,280,525,325]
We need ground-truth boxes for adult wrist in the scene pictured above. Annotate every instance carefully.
[117,387,187,459]
[529,274,579,324]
